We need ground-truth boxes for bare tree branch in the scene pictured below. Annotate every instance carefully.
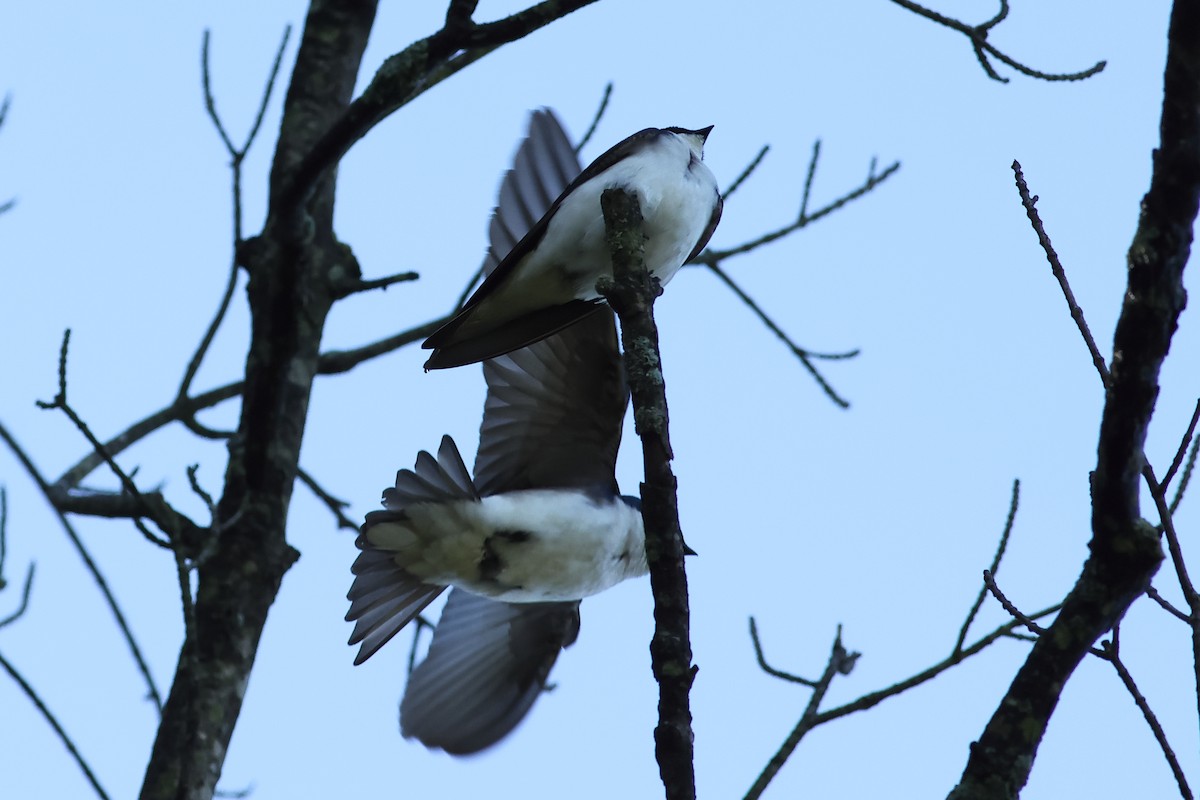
[890,0,1106,83]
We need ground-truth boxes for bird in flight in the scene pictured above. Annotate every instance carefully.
[348,110,648,754]
[421,119,722,369]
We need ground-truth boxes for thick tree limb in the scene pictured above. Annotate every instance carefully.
[596,188,696,800]
[947,3,1200,796]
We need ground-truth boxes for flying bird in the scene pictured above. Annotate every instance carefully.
[348,110,647,755]
[421,121,723,369]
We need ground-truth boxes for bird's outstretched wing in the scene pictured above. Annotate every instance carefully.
[401,589,580,754]
[474,311,626,496]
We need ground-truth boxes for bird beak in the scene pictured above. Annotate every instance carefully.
[696,125,714,142]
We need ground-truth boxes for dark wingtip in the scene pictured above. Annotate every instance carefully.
[427,350,453,371]
[421,300,606,371]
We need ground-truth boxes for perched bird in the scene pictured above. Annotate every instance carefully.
[348,110,647,755]
[421,121,723,369]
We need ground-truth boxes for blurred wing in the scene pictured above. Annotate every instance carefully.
[421,109,592,369]
[401,589,581,755]
[482,108,581,281]
[347,436,477,665]
[471,110,628,495]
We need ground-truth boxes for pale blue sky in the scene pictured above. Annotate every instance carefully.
[1,2,1195,798]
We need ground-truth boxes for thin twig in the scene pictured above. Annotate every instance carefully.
[0,563,35,629]
[955,479,1020,653]
[1171,434,1200,516]
[1145,463,1199,609]
[0,649,112,800]
[37,331,175,549]
[0,485,7,583]
[700,149,900,261]
[748,617,818,686]
[297,468,359,532]
[0,94,14,216]
[1143,462,1200,732]
[1147,585,1193,624]
[336,270,420,298]
[1012,161,1111,386]
[745,626,858,800]
[983,569,1049,637]
[1099,635,1193,799]
[575,82,612,154]
[706,262,855,408]
[889,0,1105,83]
[722,145,770,201]
[1165,398,1200,494]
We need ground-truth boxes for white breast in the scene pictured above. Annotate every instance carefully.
[523,131,717,299]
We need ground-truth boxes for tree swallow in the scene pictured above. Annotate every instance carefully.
[348,110,647,754]
[421,121,723,370]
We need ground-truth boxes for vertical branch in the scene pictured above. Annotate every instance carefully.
[596,188,696,800]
